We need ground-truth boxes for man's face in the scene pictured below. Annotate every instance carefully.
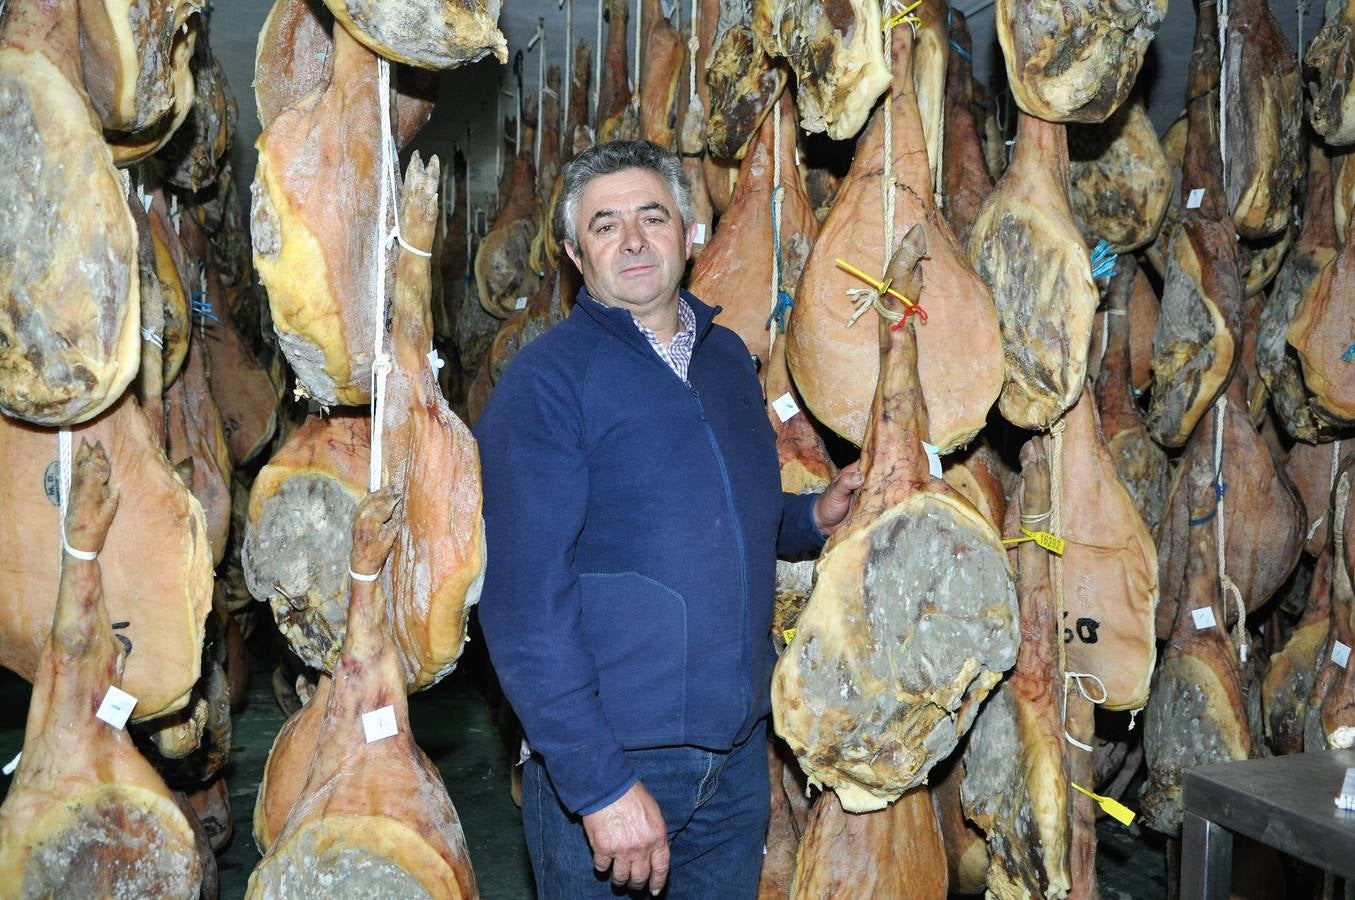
[564,168,693,314]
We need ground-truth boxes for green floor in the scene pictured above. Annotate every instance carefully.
[0,649,1167,900]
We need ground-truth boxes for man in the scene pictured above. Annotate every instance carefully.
[475,141,862,898]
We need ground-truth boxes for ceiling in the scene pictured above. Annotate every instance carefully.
[218,1,1309,225]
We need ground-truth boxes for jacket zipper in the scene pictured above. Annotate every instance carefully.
[689,385,752,726]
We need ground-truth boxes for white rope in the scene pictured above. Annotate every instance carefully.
[496,89,504,211]
[687,0,698,103]
[593,0,604,124]
[57,430,97,562]
[140,328,164,349]
[350,567,380,583]
[881,5,901,270]
[768,106,784,357]
[1063,672,1107,752]
[1211,397,1248,663]
[633,0,642,96]
[563,0,573,156]
[370,58,395,494]
[1218,0,1229,191]
[535,18,545,169]
[1311,440,1344,541]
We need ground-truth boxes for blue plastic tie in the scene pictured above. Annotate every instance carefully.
[1343,342,1355,363]
[1188,479,1226,526]
[190,292,219,322]
[768,186,790,333]
[766,290,795,332]
[1090,240,1119,281]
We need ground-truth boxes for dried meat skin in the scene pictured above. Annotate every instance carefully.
[940,8,993,246]
[1287,212,1355,428]
[77,0,203,133]
[1263,551,1333,755]
[706,0,783,160]
[1306,461,1355,751]
[1306,0,1355,147]
[996,0,1165,123]
[773,232,1018,812]
[0,0,141,426]
[319,0,506,69]
[1068,99,1171,253]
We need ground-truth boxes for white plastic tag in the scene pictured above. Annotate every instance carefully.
[96,686,138,729]
[1186,188,1205,209]
[771,392,800,423]
[517,738,532,767]
[922,442,943,479]
[362,705,398,743]
[1191,606,1217,630]
[515,296,528,310]
[141,194,153,213]
[1337,768,1355,811]
[692,223,707,245]
[1333,641,1352,670]
[2,751,19,776]
[427,349,445,371]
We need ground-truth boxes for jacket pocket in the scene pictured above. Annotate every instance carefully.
[578,572,688,742]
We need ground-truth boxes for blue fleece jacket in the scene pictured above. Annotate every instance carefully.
[474,287,825,816]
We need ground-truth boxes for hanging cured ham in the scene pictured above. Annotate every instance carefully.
[790,789,947,899]
[676,39,714,257]
[203,296,280,466]
[1287,188,1355,428]
[1305,461,1355,750]
[596,0,637,142]
[565,40,593,158]
[245,412,370,673]
[1263,550,1333,755]
[319,0,505,69]
[706,0,784,160]
[930,753,989,895]
[167,338,233,567]
[967,110,1098,431]
[0,0,141,426]
[1068,99,1171,253]
[689,96,816,370]
[252,20,391,406]
[1147,2,1242,448]
[1096,260,1170,535]
[757,744,807,898]
[1140,450,1253,834]
[911,0,948,197]
[77,0,203,133]
[773,230,1019,812]
[475,130,542,320]
[962,437,1071,900]
[786,22,1002,452]
[940,8,993,246]
[1057,385,1159,710]
[1289,441,1354,558]
[486,277,565,387]
[0,443,203,897]
[996,0,1164,123]
[1259,145,1343,442]
[247,489,478,898]
[639,0,685,150]
[0,397,213,720]
[161,30,235,193]
[106,18,199,167]
[1308,0,1355,146]
[374,154,486,689]
[752,0,890,141]
[1221,0,1302,239]
[1154,375,1305,637]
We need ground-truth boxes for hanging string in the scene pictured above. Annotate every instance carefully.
[633,0,642,96]
[533,18,546,169]
[593,0,604,125]
[57,429,97,563]
[767,105,786,357]
[1210,396,1248,663]
[563,0,573,156]
[1063,671,1107,752]
[1308,440,1344,542]
[1217,0,1229,190]
[687,0,698,110]
[370,58,396,494]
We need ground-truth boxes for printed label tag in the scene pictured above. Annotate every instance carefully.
[1032,531,1066,555]
[781,628,797,646]
[1186,188,1205,209]
[692,223,707,245]
[771,392,800,423]
[1191,606,1217,630]
[96,686,138,729]
[514,296,528,310]
[362,705,398,744]
[1333,641,1352,670]
[2,751,19,776]
[921,442,943,479]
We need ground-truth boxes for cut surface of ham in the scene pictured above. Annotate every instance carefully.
[689,94,816,371]
[78,0,203,133]
[252,21,389,406]
[1263,551,1332,755]
[1221,0,1302,240]
[1307,0,1355,146]
[706,0,783,160]
[0,0,141,426]
[319,0,506,69]
[996,0,1164,123]
[773,230,1018,812]
[247,489,478,898]
[0,396,213,720]
[1140,451,1252,834]
[752,0,890,141]
[0,442,202,897]
[1287,187,1355,428]
[1068,99,1171,253]
[104,16,198,167]
[967,110,1098,431]
[1147,1,1242,448]
[962,437,1071,900]
[786,23,1002,452]
[245,413,370,673]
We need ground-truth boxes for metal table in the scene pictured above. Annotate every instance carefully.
[1181,748,1355,899]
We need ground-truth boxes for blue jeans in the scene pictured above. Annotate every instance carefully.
[522,721,770,899]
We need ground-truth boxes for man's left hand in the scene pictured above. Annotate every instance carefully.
[813,462,864,535]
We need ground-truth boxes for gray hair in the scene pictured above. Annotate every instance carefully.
[555,140,694,246]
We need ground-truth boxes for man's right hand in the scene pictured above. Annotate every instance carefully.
[582,781,670,895]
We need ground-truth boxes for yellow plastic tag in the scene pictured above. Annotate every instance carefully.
[1001,528,1065,555]
[782,628,797,645]
[1071,782,1136,827]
